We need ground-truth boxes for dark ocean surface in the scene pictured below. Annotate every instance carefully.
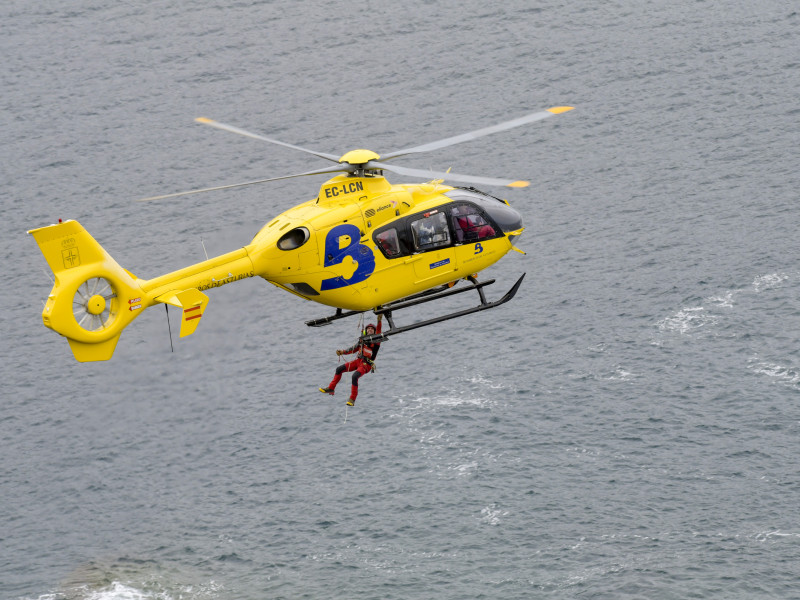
[2,1,799,598]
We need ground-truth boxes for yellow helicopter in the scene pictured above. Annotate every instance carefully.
[29,106,573,362]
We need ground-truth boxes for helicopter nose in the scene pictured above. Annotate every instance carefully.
[483,202,523,233]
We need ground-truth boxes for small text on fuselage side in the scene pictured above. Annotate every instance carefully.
[198,271,255,291]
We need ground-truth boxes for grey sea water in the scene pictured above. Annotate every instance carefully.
[2,1,799,598]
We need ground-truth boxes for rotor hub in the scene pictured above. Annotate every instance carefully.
[72,277,117,332]
[338,149,380,165]
[87,294,107,315]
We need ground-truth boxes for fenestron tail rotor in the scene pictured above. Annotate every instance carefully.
[72,277,118,332]
[138,106,573,201]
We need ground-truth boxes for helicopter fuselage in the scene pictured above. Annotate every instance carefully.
[246,174,524,311]
[27,174,524,363]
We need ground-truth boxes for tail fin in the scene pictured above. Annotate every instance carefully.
[29,220,144,362]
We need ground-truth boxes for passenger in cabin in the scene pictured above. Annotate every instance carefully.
[470,214,495,239]
[454,216,469,242]
[319,314,383,406]
[416,220,436,247]
[412,212,450,249]
[376,229,400,257]
[452,206,495,242]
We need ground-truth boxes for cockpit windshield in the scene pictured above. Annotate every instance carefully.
[444,188,523,233]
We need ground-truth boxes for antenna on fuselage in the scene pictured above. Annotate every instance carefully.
[165,305,174,353]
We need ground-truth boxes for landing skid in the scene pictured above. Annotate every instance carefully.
[305,273,526,342]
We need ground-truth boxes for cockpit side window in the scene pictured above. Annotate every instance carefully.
[450,204,497,243]
[410,211,450,251]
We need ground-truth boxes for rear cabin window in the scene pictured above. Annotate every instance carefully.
[375,228,402,257]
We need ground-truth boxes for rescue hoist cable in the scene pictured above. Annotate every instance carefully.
[357,312,365,348]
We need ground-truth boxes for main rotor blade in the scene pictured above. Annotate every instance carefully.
[381,106,574,161]
[195,117,341,163]
[137,165,350,202]
[369,161,529,188]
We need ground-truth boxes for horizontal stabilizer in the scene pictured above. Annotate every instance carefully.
[156,288,209,338]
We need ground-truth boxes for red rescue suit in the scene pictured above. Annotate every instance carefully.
[327,321,382,404]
